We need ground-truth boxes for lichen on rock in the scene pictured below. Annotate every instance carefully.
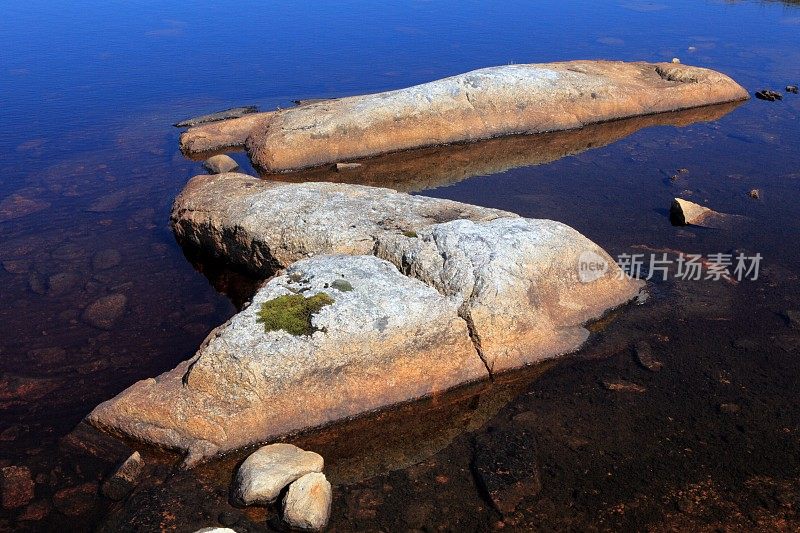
[257,292,334,336]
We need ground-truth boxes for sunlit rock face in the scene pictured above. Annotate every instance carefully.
[179,61,748,172]
[87,174,643,464]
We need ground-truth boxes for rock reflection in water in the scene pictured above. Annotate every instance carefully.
[257,102,742,192]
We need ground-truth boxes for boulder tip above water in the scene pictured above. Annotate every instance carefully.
[234,443,324,505]
[282,472,332,531]
[179,61,748,172]
[202,154,239,174]
[174,105,259,128]
[670,198,730,228]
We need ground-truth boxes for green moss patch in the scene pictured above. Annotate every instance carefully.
[329,279,353,292]
[402,230,418,238]
[257,292,334,336]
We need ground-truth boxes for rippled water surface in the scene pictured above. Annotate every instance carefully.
[2,0,800,531]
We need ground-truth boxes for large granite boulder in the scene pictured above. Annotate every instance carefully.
[85,175,642,463]
[179,61,747,172]
[87,255,485,465]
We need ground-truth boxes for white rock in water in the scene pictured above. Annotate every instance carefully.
[283,472,332,531]
[203,154,239,174]
[193,528,237,533]
[235,444,324,505]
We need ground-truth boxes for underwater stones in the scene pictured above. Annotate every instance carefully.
[376,217,644,372]
[748,188,761,200]
[179,61,747,171]
[82,293,127,330]
[472,426,541,515]
[1,465,35,509]
[170,173,513,275]
[282,472,332,531]
[634,340,663,372]
[670,198,729,228]
[234,444,324,505]
[87,255,484,463]
[602,379,646,393]
[202,154,238,174]
[0,193,50,223]
[101,451,143,501]
[92,249,121,270]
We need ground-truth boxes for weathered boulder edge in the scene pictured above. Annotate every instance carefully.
[179,61,748,172]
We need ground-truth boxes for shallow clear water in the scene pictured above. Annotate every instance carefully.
[2,0,800,531]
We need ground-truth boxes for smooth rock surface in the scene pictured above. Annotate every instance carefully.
[203,154,238,174]
[282,472,332,531]
[179,61,747,172]
[87,255,484,463]
[171,173,513,275]
[235,444,323,505]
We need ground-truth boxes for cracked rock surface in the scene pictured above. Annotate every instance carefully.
[87,254,485,464]
[87,173,642,463]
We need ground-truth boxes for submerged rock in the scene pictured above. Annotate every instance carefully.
[82,294,127,330]
[634,340,663,372]
[472,426,541,515]
[755,90,782,101]
[1,465,35,509]
[202,154,238,174]
[92,249,122,270]
[282,472,332,531]
[235,444,324,505]
[101,451,143,501]
[0,193,50,222]
[748,188,761,200]
[602,379,646,393]
[670,198,730,228]
[173,105,259,128]
[179,61,748,172]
